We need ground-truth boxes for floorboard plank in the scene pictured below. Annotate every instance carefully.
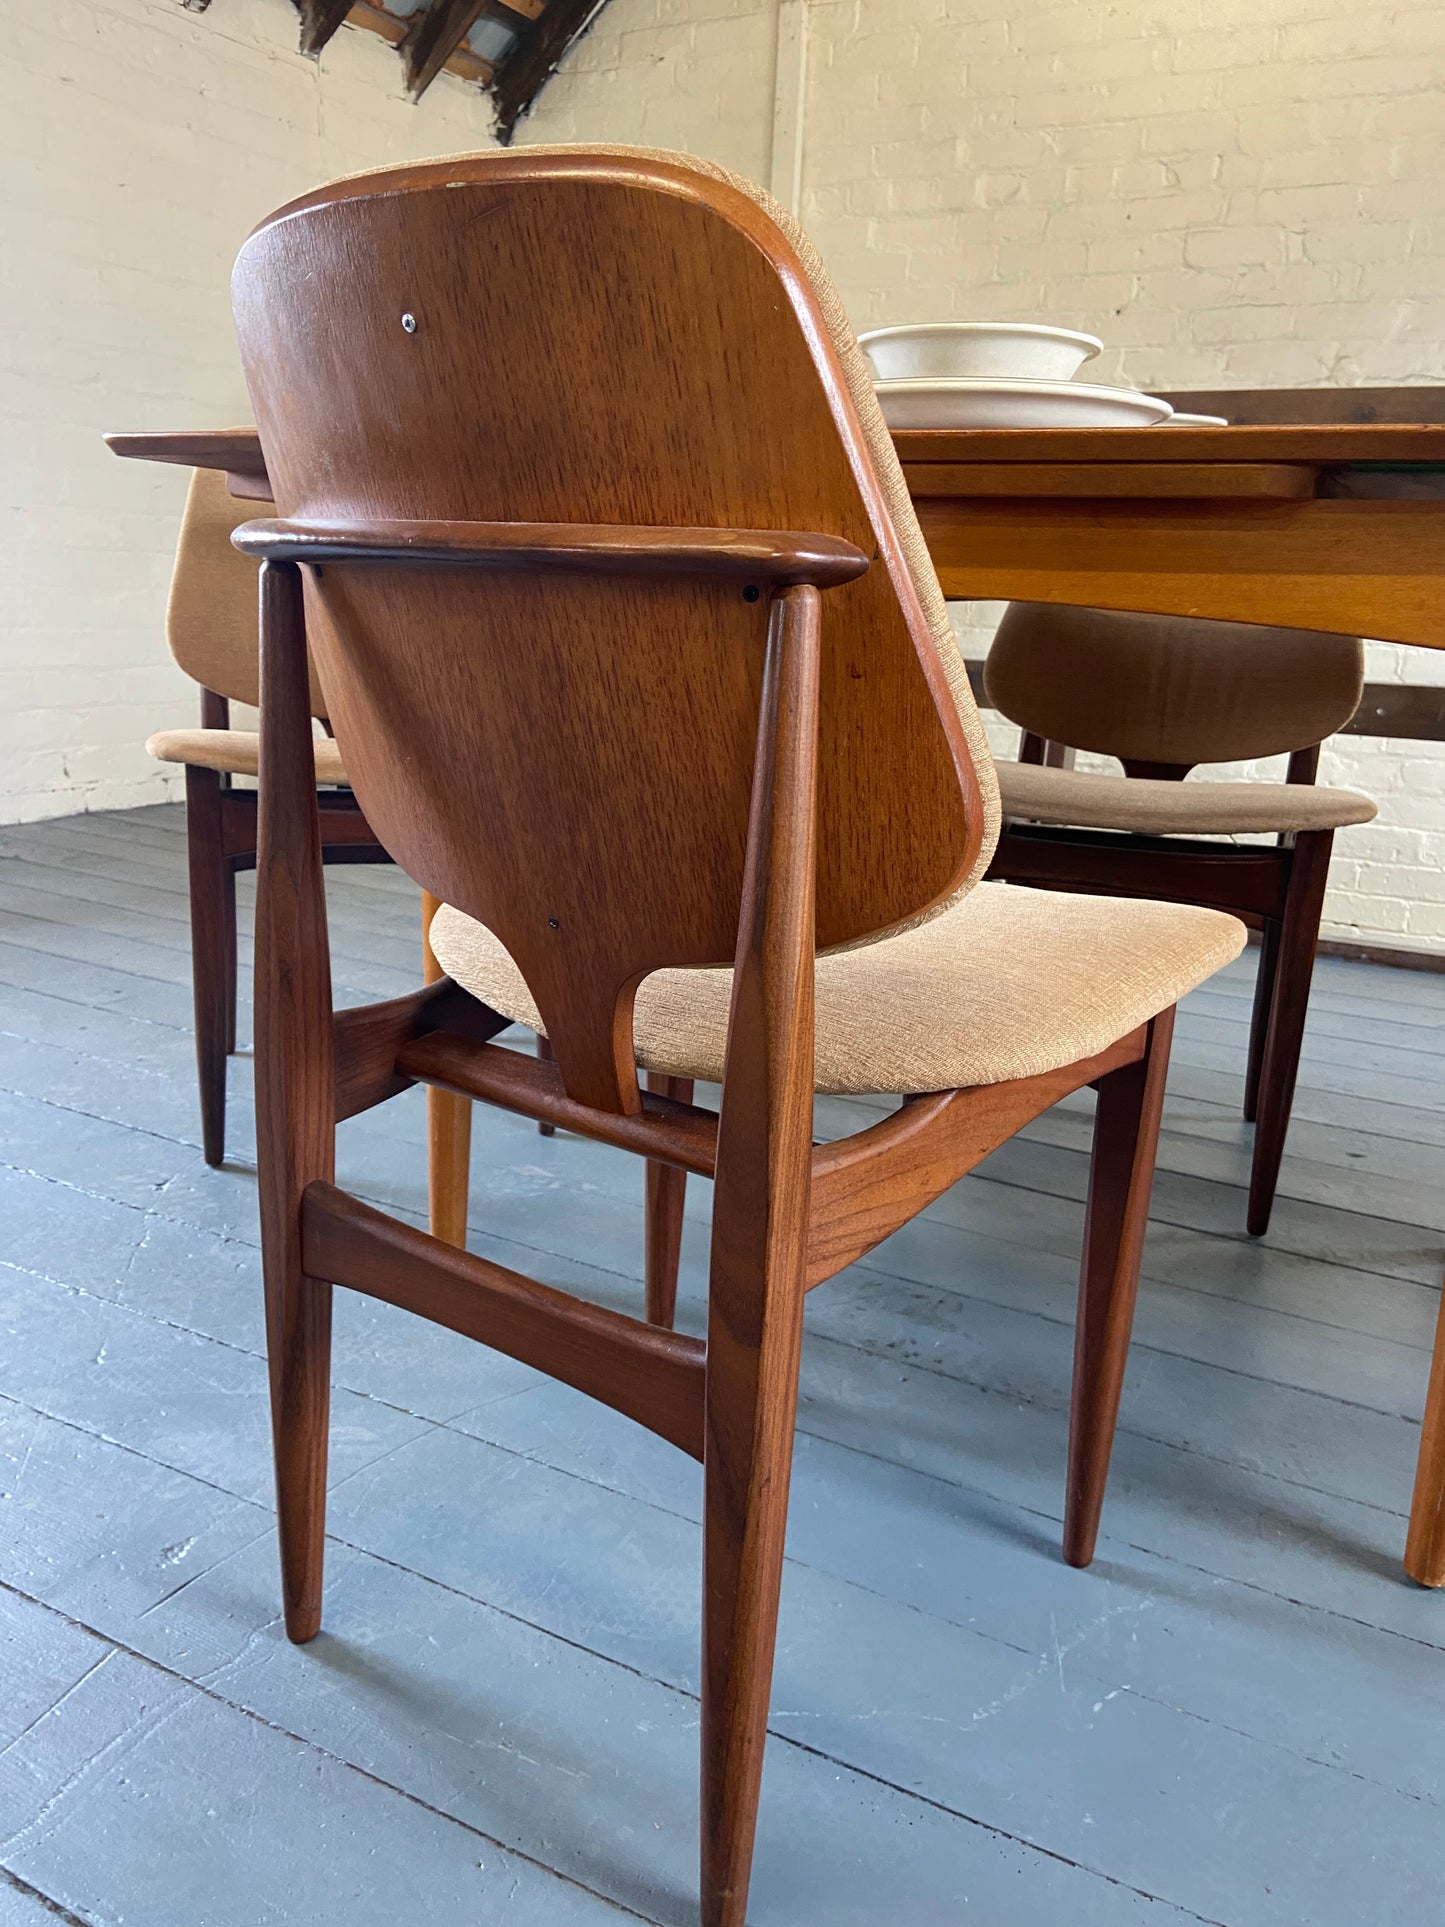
[5,802,1445,1924]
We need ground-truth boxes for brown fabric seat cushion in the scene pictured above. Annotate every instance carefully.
[430,883,1244,1095]
[997,760,1377,835]
[146,727,347,786]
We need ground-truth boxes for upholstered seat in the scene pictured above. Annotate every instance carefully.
[997,760,1377,836]
[146,725,347,785]
[430,883,1244,1095]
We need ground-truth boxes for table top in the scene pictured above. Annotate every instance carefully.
[107,421,1445,497]
[892,424,1445,465]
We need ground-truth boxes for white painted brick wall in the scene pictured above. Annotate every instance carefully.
[523,0,1445,953]
[0,0,499,824]
[6,0,1445,951]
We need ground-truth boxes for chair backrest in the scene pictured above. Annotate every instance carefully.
[231,147,998,1109]
[984,602,1364,770]
[167,466,329,716]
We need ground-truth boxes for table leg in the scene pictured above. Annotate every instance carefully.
[422,890,472,1249]
[1405,1277,1445,1585]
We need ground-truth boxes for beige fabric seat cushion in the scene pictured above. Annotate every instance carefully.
[146,727,348,786]
[997,761,1376,835]
[429,884,1244,1096]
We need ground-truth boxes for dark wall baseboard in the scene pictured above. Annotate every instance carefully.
[1315,937,1445,974]
[1249,930,1445,973]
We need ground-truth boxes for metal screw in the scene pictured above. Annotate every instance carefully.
[743,584,761,603]
[401,312,418,334]
[548,916,560,929]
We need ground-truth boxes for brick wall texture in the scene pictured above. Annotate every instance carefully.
[5,0,1445,948]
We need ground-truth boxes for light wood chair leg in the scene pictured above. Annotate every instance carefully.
[422,890,473,1248]
[536,1031,556,1136]
[645,1073,693,1329]
[185,764,231,1167]
[1405,1276,1445,1586]
[255,560,336,1645]
[1247,828,1333,1238]
[1064,1004,1175,1569]
[1243,917,1280,1124]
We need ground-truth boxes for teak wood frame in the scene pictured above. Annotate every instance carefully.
[252,542,1174,1927]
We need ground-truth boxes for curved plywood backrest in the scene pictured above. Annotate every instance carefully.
[166,467,329,716]
[986,602,1365,768]
[232,148,997,1107]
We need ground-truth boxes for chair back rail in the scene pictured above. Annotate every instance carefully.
[231,148,993,1112]
[984,601,1364,771]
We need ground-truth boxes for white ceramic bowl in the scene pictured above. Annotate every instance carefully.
[1163,412,1229,427]
[874,378,1173,431]
[859,322,1103,384]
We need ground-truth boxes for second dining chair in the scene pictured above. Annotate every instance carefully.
[144,467,386,1166]
[982,602,1376,1234]
[143,469,474,1239]
[232,145,1244,1926]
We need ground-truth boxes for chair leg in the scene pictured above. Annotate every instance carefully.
[1064,1005,1175,1569]
[184,765,230,1167]
[254,559,336,1645]
[422,890,472,1249]
[645,1073,693,1329]
[1247,828,1333,1238]
[221,858,238,1055]
[1406,1275,1445,1586]
[1243,918,1280,1124]
[536,1031,556,1135]
[701,1175,808,1926]
[700,580,818,1927]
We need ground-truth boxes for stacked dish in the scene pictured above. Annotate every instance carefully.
[859,323,1225,430]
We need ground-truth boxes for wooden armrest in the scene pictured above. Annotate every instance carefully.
[230,517,870,589]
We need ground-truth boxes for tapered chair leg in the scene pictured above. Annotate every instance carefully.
[221,855,239,1056]
[645,1073,693,1329]
[1064,1005,1175,1569]
[254,560,337,1645]
[422,890,472,1248]
[185,764,232,1167]
[1406,1276,1445,1586]
[1243,917,1280,1124]
[700,581,819,1927]
[1247,829,1333,1238]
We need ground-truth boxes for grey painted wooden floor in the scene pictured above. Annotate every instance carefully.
[2,803,1445,1926]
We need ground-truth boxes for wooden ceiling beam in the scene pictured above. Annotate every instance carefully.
[294,0,357,56]
[402,0,487,97]
[492,0,603,142]
[347,3,494,85]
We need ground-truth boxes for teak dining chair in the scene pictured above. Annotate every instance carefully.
[232,146,1244,1926]
[980,604,1376,1234]
[144,468,387,1166]
[143,472,475,1231]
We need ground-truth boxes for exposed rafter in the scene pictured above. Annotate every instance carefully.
[296,0,355,55]
[400,0,487,96]
[295,0,356,56]
[492,0,603,141]
[228,2,610,121]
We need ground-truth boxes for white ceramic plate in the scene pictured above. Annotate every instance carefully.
[875,378,1174,430]
[1164,412,1229,427]
[859,322,1102,383]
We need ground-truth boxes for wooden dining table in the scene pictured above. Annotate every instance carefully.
[108,413,1445,1587]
